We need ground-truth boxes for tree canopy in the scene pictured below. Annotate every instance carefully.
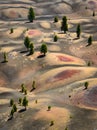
[28,7,35,22]
[40,44,47,56]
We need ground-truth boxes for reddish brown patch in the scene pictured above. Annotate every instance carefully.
[47,70,80,82]
[9,11,18,18]
[27,30,42,36]
[57,55,74,62]
[28,30,35,35]
[54,70,79,81]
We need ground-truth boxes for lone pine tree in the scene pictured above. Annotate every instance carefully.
[22,96,28,110]
[40,44,47,56]
[88,36,92,46]
[54,16,58,23]
[24,36,30,50]
[29,43,34,55]
[61,16,68,33]
[21,83,25,93]
[10,99,14,107]
[13,104,17,112]
[10,108,14,118]
[3,52,8,62]
[32,80,36,90]
[28,7,35,22]
[54,35,58,42]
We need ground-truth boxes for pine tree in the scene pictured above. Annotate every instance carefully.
[32,80,36,90]
[13,104,17,112]
[19,98,22,105]
[10,28,13,34]
[61,16,68,33]
[22,96,28,110]
[24,89,27,95]
[54,35,58,42]
[48,106,51,111]
[50,121,54,126]
[21,83,25,93]
[10,99,14,107]
[24,36,30,50]
[54,16,58,23]
[76,24,81,38]
[3,52,8,62]
[28,7,35,22]
[10,108,14,118]
[40,44,47,56]
[88,36,92,46]
[84,82,89,90]
[29,43,34,55]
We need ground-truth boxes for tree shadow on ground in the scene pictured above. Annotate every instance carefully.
[73,37,79,40]
[7,116,13,121]
[1,61,8,63]
[30,88,35,92]
[20,50,28,53]
[37,55,45,58]
[18,108,26,113]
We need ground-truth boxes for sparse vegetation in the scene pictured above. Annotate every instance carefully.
[40,43,47,56]
[24,89,27,95]
[28,7,35,22]
[24,36,30,50]
[87,36,92,46]
[50,120,54,126]
[3,52,8,62]
[10,28,13,34]
[10,108,15,118]
[22,96,28,110]
[65,127,68,130]
[32,80,36,90]
[54,16,58,23]
[61,16,68,33]
[10,99,14,107]
[29,43,34,55]
[19,98,22,105]
[54,35,58,42]
[87,61,91,66]
[84,82,89,90]
[21,83,25,93]
[48,106,51,111]
[13,104,17,112]
[35,100,38,104]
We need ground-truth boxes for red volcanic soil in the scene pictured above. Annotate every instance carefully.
[47,70,80,82]
[27,30,42,37]
[7,10,19,18]
[28,30,36,35]
[57,55,74,62]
